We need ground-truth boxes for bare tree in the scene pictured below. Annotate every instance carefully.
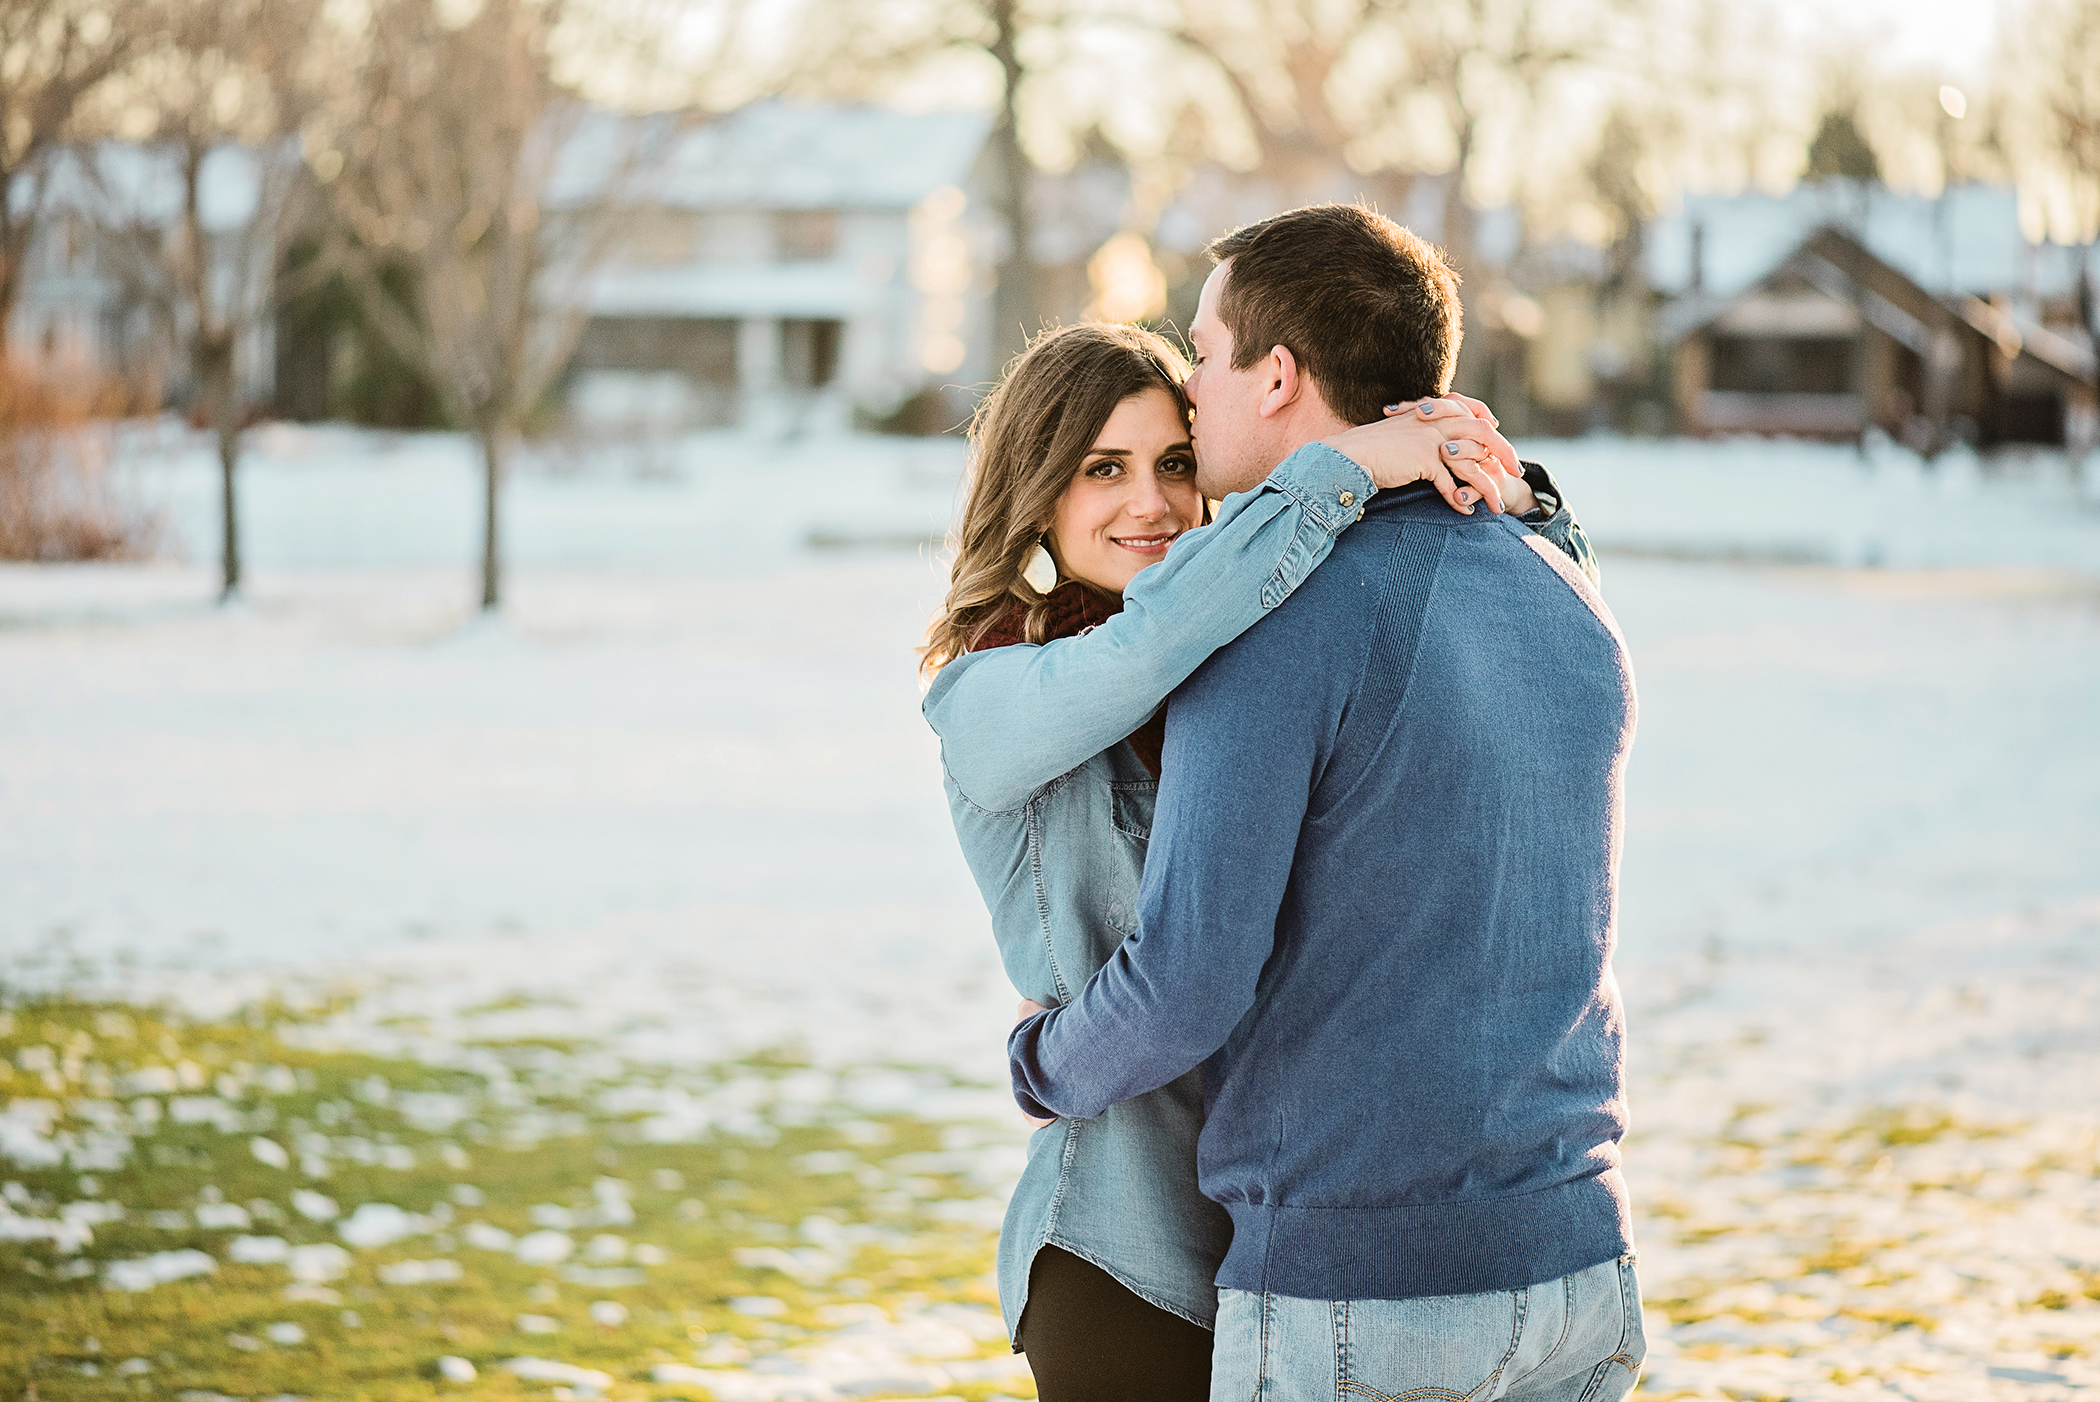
[80,0,318,600]
[0,0,147,349]
[1148,0,1602,403]
[1390,0,1605,284]
[0,0,156,348]
[2035,0,2100,343]
[306,0,655,613]
[1155,0,1409,201]
[796,0,1076,361]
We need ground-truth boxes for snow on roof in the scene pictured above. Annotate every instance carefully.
[19,143,271,232]
[550,101,991,212]
[585,262,887,319]
[1647,181,2084,302]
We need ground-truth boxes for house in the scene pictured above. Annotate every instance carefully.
[10,105,1007,438]
[1648,182,2097,449]
[6,143,278,407]
[1658,224,2096,450]
[552,101,996,437]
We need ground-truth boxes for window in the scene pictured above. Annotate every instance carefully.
[575,317,739,387]
[780,319,841,390]
[621,210,705,267]
[775,210,839,262]
[1709,335,1854,395]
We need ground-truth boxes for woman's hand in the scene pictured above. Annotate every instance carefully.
[1320,395,1535,517]
[1015,1000,1056,1128]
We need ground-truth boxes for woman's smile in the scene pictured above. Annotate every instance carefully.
[1110,529,1182,557]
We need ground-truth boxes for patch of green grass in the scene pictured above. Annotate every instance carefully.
[1793,1240,1880,1275]
[0,994,1020,1400]
[1836,1304,1938,1332]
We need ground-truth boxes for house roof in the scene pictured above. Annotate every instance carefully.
[549,100,992,212]
[1646,181,2086,303]
[1663,224,2097,385]
[15,143,275,232]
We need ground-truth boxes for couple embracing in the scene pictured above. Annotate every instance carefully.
[920,203,1644,1402]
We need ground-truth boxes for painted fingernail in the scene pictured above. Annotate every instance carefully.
[1458,489,1476,504]
[1444,441,1462,454]
[1385,403,1402,414]
[1420,403,1437,415]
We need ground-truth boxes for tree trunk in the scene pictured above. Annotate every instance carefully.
[1442,118,1490,398]
[1440,114,1477,283]
[199,338,242,601]
[478,418,506,611]
[987,0,1036,365]
[217,421,241,601]
[0,210,25,357]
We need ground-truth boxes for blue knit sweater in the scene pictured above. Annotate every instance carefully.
[1008,480,1639,1302]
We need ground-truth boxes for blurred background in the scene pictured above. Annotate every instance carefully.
[1,1,2097,1400]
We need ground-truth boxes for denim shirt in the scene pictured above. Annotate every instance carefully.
[923,443,1595,1342]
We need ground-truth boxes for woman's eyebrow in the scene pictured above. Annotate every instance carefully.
[1082,445,1132,458]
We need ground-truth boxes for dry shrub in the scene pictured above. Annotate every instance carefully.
[0,358,164,562]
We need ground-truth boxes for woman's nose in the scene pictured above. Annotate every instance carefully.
[1127,473,1169,521]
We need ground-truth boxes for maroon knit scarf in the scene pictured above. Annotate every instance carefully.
[973,581,1166,778]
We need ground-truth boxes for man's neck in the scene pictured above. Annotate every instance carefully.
[1266,404,1353,475]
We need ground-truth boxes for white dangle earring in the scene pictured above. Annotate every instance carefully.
[1021,539,1058,595]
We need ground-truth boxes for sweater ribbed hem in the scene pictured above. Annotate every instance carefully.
[1217,1168,1633,1301]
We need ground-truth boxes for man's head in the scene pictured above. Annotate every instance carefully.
[1186,203,1463,496]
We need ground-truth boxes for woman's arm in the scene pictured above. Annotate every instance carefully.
[1516,459,1600,586]
[925,422,1592,813]
[925,441,1372,813]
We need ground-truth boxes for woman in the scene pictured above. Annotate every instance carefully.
[920,323,1594,1401]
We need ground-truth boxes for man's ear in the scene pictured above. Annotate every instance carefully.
[1256,344,1309,420]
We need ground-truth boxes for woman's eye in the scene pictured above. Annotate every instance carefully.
[1161,455,1196,476]
[1085,460,1123,479]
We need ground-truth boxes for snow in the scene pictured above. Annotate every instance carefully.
[337,1202,437,1249]
[2,423,2097,1397]
[104,1248,217,1291]
[503,1355,611,1387]
[285,1242,350,1283]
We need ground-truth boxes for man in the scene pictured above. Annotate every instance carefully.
[1007,203,1643,1402]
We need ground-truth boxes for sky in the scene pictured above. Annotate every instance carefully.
[1771,0,2002,84]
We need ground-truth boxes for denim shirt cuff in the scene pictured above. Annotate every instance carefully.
[1264,442,1376,535]
[1516,459,1561,522]
[1254,443,1376,609]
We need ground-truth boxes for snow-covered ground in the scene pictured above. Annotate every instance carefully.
[3,424,2097,1399]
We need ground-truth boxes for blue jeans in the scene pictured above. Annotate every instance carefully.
[1210,1254,1645,1402]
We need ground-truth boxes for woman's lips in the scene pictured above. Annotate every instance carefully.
[1111,531,1180,554]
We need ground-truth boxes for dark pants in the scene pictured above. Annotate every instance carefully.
[1018,1244,1212,1402]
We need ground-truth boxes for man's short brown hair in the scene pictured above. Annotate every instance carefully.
[1206,204,1463,425]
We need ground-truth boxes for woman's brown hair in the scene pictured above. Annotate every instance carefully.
[921,322,1192,675]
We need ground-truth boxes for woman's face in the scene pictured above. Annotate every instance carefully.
[1048,386,1203,596]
